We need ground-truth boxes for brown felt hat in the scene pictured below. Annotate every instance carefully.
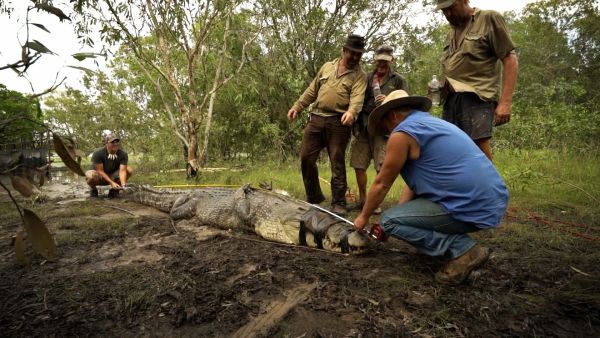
[343,34,366,53]
[368,90,432,136]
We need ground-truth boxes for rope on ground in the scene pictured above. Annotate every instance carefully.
[507,208,599,241]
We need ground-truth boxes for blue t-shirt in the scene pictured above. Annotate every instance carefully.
[393,111,508,228]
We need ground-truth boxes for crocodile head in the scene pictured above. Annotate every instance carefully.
[238,187,372,253]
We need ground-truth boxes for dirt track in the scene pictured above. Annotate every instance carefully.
[1,181,599,337]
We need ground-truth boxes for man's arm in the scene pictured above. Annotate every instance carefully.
[95,163,121,189]
[354,132,412,231]
[288,66,324,120]
[495,51,518,126]
[119,164,128,187]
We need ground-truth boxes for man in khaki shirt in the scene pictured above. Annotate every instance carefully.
[288,34,368,216]
[437,0,519,160]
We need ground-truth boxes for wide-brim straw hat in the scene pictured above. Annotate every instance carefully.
[368,90,432,136]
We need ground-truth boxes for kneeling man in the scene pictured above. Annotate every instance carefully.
[86,133,133,198]
[353,90,508,284]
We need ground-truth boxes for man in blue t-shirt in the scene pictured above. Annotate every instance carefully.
[353,90,508,285]
[85,133,133,198]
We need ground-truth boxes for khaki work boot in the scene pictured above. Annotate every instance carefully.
[435,245,490,285]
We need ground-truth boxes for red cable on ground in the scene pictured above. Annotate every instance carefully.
[506,207,599,241]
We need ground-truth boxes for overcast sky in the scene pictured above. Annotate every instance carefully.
[0,0,539,94]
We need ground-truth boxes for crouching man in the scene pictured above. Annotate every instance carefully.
[353,90,508,284]
[86,133,133,198]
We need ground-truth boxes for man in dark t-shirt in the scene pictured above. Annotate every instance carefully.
[85,133,133,198]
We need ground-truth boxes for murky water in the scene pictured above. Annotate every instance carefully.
[1,167,90,201]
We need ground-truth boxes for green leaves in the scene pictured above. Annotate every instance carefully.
[33,3,71,22]
[71,52,107,62]
[67,65,95,74]
[24,40,55,55]
[31,23,50,33]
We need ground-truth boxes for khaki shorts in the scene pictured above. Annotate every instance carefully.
[349,131,387,171]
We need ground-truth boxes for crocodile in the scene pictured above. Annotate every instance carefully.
[122,184,371,253]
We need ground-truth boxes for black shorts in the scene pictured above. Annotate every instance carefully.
[443,92,496,140]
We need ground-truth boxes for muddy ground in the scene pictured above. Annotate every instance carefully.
[1,178,599,337]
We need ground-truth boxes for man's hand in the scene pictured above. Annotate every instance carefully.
[494,102,512,126]
[109,181,122,190]
[287,108,298,121]
[341,111,355,126]
[353,213,369,232]
[375,94,386,106]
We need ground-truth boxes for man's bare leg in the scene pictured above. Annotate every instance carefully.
[475,138,493,161]
[354,168,367,206]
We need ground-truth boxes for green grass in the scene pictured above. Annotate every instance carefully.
[131,149,599,215]
[132,159,408,207]
[128,148,600,250]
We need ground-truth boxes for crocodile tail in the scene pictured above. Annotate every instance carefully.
[122,184,180,212]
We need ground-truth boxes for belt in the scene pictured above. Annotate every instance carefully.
[311,107,339,117]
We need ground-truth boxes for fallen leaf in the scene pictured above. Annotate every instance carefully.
[10,175,34,197]
[14,231,29,265]
[22,209,56,260]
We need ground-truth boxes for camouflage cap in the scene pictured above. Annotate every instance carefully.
[104,133,120,144]
[436,0,456,10]
[374,45,393,62]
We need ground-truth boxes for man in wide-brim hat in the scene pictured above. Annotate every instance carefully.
[354,90,509,285]
[287,33,367,216]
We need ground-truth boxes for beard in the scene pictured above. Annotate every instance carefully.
[445,12,468,28]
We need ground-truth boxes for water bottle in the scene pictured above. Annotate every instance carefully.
[372,77,382,106]
[372,79,381,98]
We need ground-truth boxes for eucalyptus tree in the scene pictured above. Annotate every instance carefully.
[74,0,262,176]
[245,0,420,157]
[519,0,600,106]
[255,0,419,83]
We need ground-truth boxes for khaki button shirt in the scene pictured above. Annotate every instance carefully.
[442,9,516,102]
[292,58,367,118]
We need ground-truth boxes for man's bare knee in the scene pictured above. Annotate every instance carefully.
[475,138,493,161]
[85,170,100,187]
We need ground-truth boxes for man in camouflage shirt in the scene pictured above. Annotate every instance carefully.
[350,45,406,213]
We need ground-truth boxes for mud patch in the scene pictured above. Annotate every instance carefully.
[232,282,317,338]
[1,181,599,337]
